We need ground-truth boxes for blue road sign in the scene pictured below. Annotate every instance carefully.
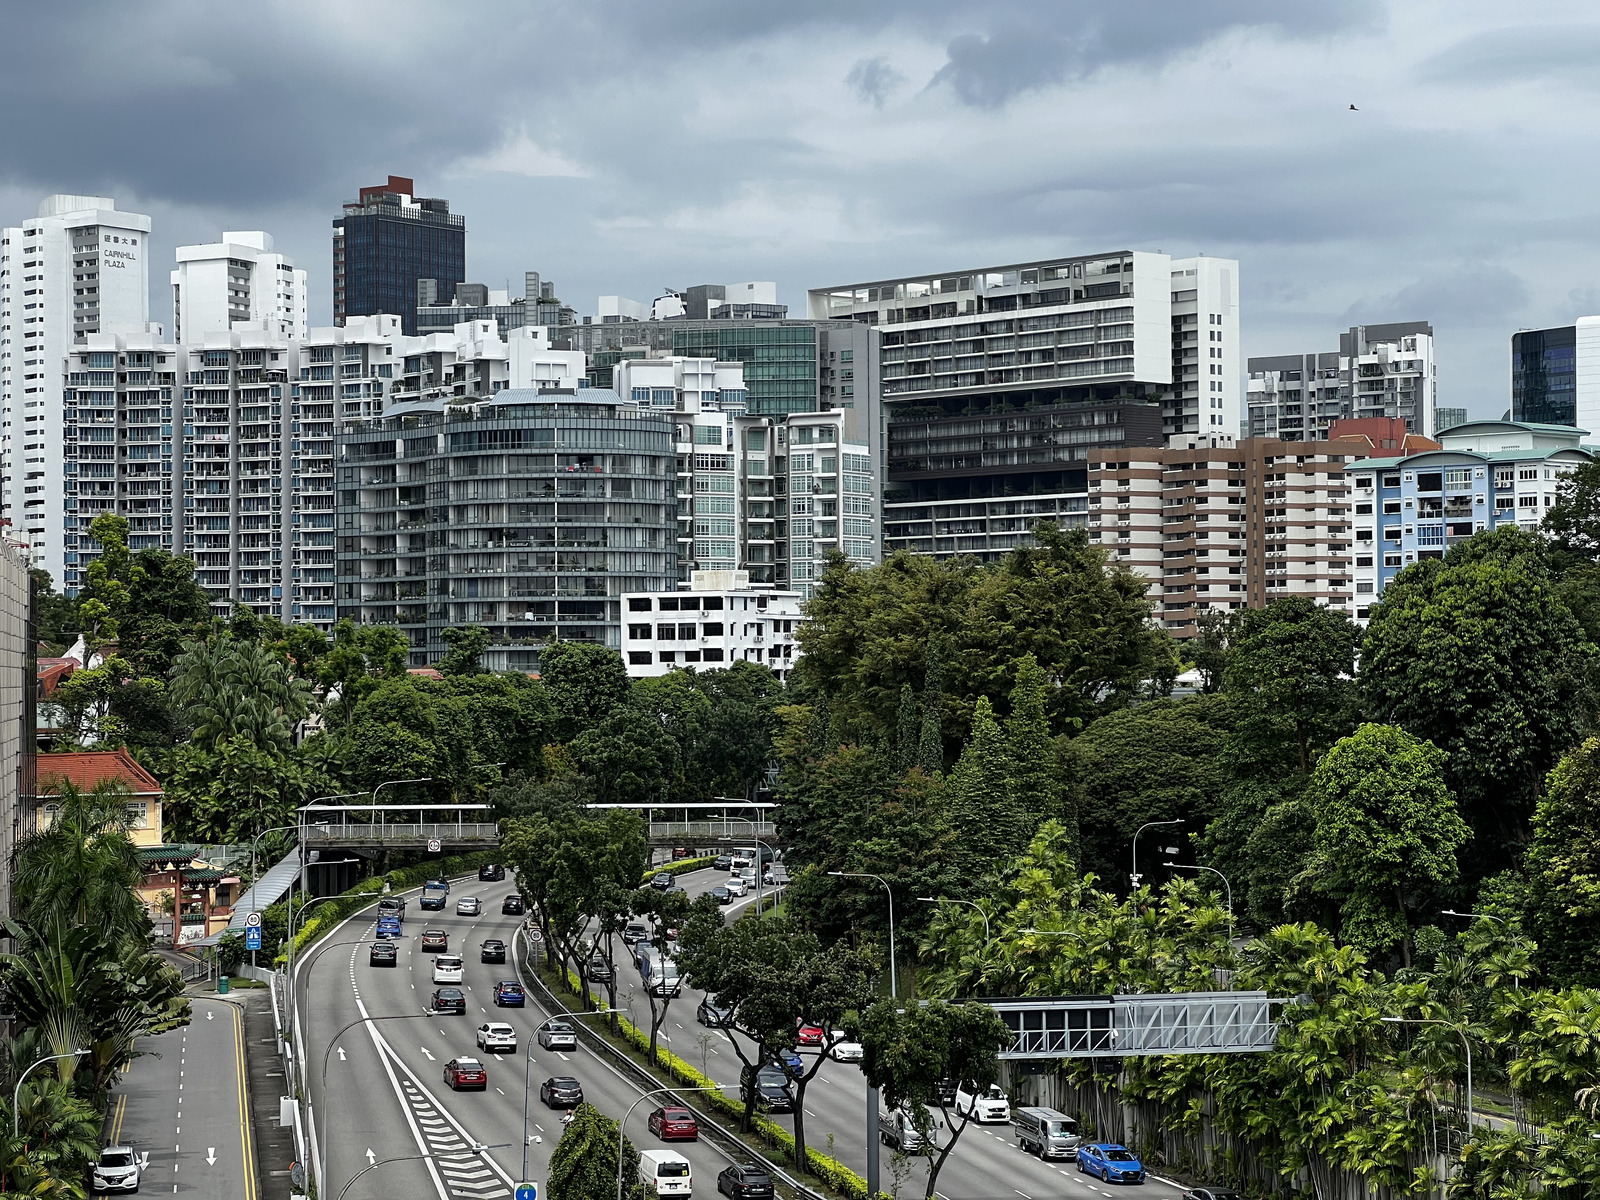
[245,926,262,951]
[516,1185,538,1200]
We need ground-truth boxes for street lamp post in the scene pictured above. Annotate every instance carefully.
[245,821,299,969]
[917,896,990,947]
[13,1050,88,1135]
[1164,862,1234,942]
[523,1011,616,1181]
[1384,1016,1474,1132]
[1442,909,1508,926]
[317,1008,439,1189]
[616,1088,725,1200]
[828,869,896,1200]
[1129,820,1181,891]
[717,815,771,918]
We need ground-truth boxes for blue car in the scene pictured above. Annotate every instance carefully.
[1077,1144,1145,1184]
[375,915,402,939]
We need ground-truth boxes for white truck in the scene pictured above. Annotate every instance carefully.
[878,1106,931,1152]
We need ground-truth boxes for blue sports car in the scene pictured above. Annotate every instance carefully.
[1076,1143,1145,1184]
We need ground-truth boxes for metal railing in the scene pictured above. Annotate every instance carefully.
[645,820,777,842]
[301,822,500,846]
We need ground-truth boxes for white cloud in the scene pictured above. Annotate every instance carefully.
[448,130,590,179]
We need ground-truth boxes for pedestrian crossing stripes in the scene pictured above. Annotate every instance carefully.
[393,1060,511,1198]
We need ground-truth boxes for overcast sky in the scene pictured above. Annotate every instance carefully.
[3,0,1596,418]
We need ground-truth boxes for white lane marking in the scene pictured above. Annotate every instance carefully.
[420,1046,435,1061]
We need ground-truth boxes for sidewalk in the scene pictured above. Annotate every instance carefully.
[108,993,258,1198]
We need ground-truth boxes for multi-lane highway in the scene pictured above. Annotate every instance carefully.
[295,867,1190,1200]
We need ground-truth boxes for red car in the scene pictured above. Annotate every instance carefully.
[797,1024,825,1047]
[647,1106,700,1141]
[444,1057,487,1091]
[420,929,448,952]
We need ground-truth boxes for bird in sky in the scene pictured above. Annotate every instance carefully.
[1350,104,1359,110]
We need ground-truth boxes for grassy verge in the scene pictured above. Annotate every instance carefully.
[532,958,876,1200]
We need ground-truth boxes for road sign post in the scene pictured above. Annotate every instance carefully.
[427,838,442,853]
[245,926,262,951]
[516,1184,538,1200]
[245,911,262,927]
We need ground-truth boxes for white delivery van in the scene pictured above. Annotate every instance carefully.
[639,1150,693,1198]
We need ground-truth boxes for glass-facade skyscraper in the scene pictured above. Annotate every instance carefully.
[332,176,465,337]
[1512,325,1578,426]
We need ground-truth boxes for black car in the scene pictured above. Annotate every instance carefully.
[739,1064,794,1113]
[710,886,732,905]
[697,996,732,1027]
[479,863,505,882]
[501,895,524,915]
[934,1078,957,1107]
[661,884,688,898]
[713,854,734,872]
[1182,1189,1243,1200]
[540,1076,584,1108]
[717,1165,775,1200]
[650,872,675,891]
[481,939,506,963]
[369,942,398,967]
[432,987,467,1014]
[586,955,613,983]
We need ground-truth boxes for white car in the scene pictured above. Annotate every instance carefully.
[432,954,464,984]
[90,1144,141,1193]
[955,1081,1010,1123]
[828,1031,863,1062]
[456,896,481,916]
[724,876,748,897]
[476,1022,518,1053]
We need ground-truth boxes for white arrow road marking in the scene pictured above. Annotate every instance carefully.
[367,1148,377,1165]
[337,1047,346,1061]
[206,1011,214,1021]
[420,1046,435,1061]
[206,1148,216,1165]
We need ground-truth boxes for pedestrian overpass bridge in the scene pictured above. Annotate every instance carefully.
[587,801,783,849]
[299,804,501,850]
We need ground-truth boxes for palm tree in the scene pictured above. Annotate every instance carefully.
[12,781,145,943]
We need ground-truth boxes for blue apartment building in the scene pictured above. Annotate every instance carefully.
[1351,420,1591,617]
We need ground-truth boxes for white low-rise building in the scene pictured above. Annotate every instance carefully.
[621,571,802,679]
[172,230,308,343]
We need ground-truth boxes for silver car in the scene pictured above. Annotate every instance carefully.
[91,1145,141,1193]
[539,1020,578,1050]
[456,896,481,916]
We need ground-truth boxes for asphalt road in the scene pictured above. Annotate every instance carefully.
[113,994,257,1199]
[296,868,1189,1200]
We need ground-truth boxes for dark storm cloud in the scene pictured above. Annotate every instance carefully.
[846,58,905,108]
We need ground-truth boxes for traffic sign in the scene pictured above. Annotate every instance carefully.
[244,911,262,928]
[427,838,442,853]
[244,926,262,951]
[516,1184,538,1200]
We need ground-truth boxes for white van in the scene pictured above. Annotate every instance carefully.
[955,1081,1010,1123]
[638,1149,693,1197]
[432,954,464,984]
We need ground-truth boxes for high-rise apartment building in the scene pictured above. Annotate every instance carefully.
[1247,321,1437,441]
[1088,438,1363,634]
[809,251,1239,561]
[333,176,465,337]
[171,231,308,342]
[1350,420,1591,618]
[1511,318,1600,430]
[334,389,679,670]
[1,195,155,576]
[416,271,577,339]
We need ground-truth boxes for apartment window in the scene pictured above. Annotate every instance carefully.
[628,651,652,665]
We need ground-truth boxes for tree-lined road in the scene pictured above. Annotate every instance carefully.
[296,869,1188,1200]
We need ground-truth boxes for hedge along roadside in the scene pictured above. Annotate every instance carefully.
[272,850,499,964]
[543,962,874,1200]
[642,855,716,881]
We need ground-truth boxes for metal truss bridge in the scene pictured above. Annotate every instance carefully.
[587,801,782,849]
[299,803,500,850]
[987,991,1288,1058]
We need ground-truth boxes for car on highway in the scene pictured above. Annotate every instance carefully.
[710,885,732,905]
[933,1078,957,1107]
[420,929,448,952]
[739,1063,794,1113]
[622,921,650,945]
[444,1057,488,1091]
[775,1048,802,1074]
[368,941,398,967]
[827,1031,863,1062]
[737,867,757,889]
[956,1081,1011,1123]
[1076,1143,1145,1184]
[697,996,733,1027]
[1180,1189,1242,1200]
[716,1165,774,1200]
[375,914,403,939]
[456,896,481,916]
[502,895,524,915]
[431,987,466,1015]
[479,863,505,881]
[713,854,734,871]
[538,1020,578,1050]
[432,955,464,984]
[481,938,506,963]
[494,980,525,1007]
[540,1076,584,1108]
[647,1105,700,1141]
[586,954,613,983]
[476,1022,517,1053]
[660,884,688,899]
[420,880,449,910]
[90,1144,141,1194]
[651,872,675,891]
[724,876,747,897]
[796,1023,824,1047]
